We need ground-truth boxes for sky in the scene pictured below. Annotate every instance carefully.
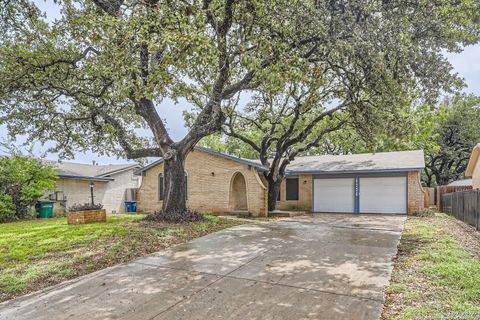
[1,1,480,164]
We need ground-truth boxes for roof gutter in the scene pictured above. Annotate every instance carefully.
[57,174,114,182]
[284,167,425,176]
[97,164,141,177]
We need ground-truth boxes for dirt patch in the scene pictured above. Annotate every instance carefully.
[436,217,480,257]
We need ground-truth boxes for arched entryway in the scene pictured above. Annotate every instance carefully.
[229,172,248,211]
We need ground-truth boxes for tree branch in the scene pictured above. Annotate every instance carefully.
[101,111,161,159]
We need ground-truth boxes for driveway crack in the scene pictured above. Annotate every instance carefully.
[147,254,265,319]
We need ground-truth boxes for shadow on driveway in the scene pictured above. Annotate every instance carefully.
[0,214,405,320]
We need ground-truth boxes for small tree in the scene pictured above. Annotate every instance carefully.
[0,156,57,222]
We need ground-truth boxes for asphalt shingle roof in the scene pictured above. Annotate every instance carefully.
[135,147,424,175]
[447,179,472,187]
[45,161,140,181]
[283,150,425,174]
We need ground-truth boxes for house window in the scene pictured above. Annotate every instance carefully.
[286,177,299,200]
[158,173,188,201]
[185,174,188,200]
[277,189,281,201]
[158,174,164,200]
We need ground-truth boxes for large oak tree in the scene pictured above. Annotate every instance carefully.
[1,0,479,214]
[0,0,327,214]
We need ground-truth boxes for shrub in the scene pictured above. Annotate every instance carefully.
[0,194,15,223]
[68,203,104,212]
[144,210,204,223]
[0,156,57,223]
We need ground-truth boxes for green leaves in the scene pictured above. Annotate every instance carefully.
[1,0,479,162]
[0,156,57,222]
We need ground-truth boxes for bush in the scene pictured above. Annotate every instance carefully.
[68,203,104,212]
[144,210,204,223]
[0,156,57,223]
[0,194,15,223]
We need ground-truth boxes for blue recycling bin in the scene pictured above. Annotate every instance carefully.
[124,201,137,213]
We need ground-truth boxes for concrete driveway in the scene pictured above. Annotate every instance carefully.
[0,214,405,320]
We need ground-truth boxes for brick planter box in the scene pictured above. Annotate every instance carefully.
[67,209,106,225]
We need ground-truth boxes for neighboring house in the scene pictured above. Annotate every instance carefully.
[136,147,425,216]
[466,143,480,189]
[46,161,141,214]
[447,179,473,187]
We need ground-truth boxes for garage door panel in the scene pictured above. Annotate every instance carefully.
[359,177,406,214]
[314,178,355,213]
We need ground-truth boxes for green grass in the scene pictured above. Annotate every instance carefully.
[383,213,480,319]
[0,214,244,302]
[0,214,143,268]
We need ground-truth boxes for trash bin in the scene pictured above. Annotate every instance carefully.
[36,201,54,218]
[124,201,137,213]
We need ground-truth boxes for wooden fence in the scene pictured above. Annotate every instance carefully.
[434,185,472,211]
[442,189,480,231]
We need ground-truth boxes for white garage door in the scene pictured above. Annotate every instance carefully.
[313,178,355,213]
[359,177,407,214]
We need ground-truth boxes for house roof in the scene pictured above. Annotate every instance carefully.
[135,147,424,176]
[447,179,472,187]
[466,143,480,177]
[283,149,425,175]
[135,146,268,175]
[45,161,141,182]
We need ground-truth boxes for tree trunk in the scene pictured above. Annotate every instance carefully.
[267,175,282,212]
[162,148,188,213]
[435,173,449,187]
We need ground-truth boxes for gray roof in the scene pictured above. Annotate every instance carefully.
[284,150,425,174]
[447,179,472,187]
[135,146,268,175]
[135,147,424,175]
[45,161,141,181]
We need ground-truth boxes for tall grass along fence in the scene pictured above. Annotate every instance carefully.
[442,189,480,231]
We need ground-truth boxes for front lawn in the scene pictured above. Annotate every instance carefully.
[382,212,480,319]
[0,214,245,302]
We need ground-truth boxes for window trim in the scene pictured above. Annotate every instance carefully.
[158,172,188,201]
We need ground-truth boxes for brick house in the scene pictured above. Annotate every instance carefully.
[466,143,480,189]
[136,147,425,217]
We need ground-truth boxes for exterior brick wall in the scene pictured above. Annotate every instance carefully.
[137,148,424,216]
[67,209,107,225]
[276,175,313,211]
[137,149,268,216]
[407,171,425,215]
